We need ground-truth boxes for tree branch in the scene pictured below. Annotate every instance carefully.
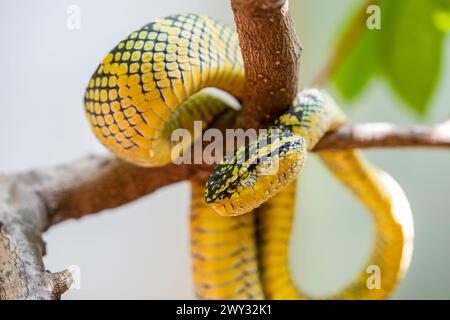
[37,156,194,225]
[2,125,449,299]
[0,174,72,299]
[231,0,302,129]
[314,121,450,151]
[0,156,193,299]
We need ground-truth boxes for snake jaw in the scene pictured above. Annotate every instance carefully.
[205,132,307,216]
[210,202,229,217]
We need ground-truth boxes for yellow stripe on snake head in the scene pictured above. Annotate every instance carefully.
[205,132,306,216]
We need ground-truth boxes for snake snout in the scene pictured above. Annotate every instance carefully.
[205,131,307,216]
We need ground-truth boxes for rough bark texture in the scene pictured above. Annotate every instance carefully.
[38,156,194,225]
[1,0,449,299]
[232,0,302,129]
[0,175,72,299]
[0,156,193,299]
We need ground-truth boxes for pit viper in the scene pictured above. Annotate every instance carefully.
[84,14,414,299]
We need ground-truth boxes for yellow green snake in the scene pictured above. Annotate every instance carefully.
[84,14,414,299]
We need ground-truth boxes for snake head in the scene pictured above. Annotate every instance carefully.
[205,131,306,216]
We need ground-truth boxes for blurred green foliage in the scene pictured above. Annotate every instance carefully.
[333,0,450,115]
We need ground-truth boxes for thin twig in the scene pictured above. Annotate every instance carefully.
[314,121,450,151]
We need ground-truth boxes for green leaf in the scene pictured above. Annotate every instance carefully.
[380,0,445,115]
[334,28,378,100]
[332,0,449,115]
[433,0,450,33]
[433,9,450,33]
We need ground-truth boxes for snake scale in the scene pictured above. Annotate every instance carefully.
[84,14,414,299]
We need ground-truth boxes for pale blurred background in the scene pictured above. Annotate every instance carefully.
[0,0,449,299]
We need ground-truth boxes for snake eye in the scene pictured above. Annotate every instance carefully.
[205,131,306,216]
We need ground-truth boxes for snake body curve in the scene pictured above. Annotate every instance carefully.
[84,14,414,299]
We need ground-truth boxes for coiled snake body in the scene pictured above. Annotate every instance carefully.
[85,14,414,299]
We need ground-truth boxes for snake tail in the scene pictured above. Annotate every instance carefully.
[190,179,264,299]
[258,151,414,299]
[206,88,414,299]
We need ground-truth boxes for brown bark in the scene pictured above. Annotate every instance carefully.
[38,156,193,225]
[231,0,302,129]
[0,174,72,299]
[0,156,193,299]
[314,121,450,151]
